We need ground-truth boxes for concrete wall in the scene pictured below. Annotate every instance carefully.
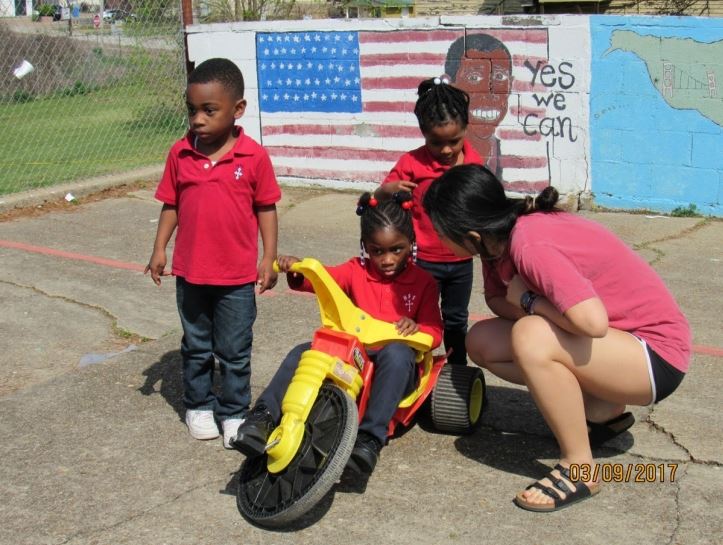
[186,15,722,216]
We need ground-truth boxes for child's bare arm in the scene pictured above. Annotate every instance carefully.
[256,204,278,293]
[145,204,177,286]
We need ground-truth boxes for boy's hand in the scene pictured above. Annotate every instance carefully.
[144,249,169,286]
[395,316,419,337]
[276,255,300,273]
[256,257,278,294]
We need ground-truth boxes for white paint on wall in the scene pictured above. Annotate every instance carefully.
[186,16,593,198]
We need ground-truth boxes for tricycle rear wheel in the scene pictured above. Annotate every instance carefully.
[236,383,357,528]
[430,365,486,435]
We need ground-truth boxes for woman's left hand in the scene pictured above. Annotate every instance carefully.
[506,275,530,310]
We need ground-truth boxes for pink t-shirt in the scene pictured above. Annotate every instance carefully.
[382,140,482,263]
[483,212,691,372]
[155,129,281,285]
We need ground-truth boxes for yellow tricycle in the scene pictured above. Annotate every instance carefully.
[236,258,485,527]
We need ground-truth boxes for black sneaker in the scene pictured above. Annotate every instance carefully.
[347,431,382,474]
[230,405,275,457]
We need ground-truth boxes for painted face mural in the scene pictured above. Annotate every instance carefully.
[445,34,513,179]
[454,47,512,138]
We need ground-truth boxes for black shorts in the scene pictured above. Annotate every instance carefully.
[646,343,685,403]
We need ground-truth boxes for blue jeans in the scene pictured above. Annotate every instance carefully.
[257,342,416,444]
[175,277,256,421]
[417,258,473,366]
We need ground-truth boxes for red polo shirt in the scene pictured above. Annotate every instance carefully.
[288,258,443,348]
[155,129,281,285]
[382,140,483,262]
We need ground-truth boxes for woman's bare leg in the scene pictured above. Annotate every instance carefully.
[465,318,525,385]
[511,315,653,508]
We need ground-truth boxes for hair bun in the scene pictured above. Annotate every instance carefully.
[535,186,560,211]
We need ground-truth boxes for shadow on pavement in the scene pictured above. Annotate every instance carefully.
[453,384,635,480]
[138,349,185,422]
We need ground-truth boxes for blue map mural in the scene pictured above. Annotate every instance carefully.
[590,16,722,215]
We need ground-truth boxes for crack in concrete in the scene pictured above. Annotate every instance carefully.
[483,420,722,469]
[54,479,222,544]
[665,463,687,545]
[645,414,722,467]
[0,278,151,344]
[634,217,712,266]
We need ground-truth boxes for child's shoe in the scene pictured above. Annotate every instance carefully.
[347,431,382,474]
[231,405,275,457]
[222,418,246,449]
[185,409,219,440]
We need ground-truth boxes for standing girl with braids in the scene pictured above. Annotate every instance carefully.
[375,77,484,367]
[423,164,691,512]
[233,192,443,476]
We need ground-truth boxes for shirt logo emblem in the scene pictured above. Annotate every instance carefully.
[234,166,243,180]
[403,293,416,312]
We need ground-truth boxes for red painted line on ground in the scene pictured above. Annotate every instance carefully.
[0,239,146,273]
[692,344,723,357]
[4,239,721,358]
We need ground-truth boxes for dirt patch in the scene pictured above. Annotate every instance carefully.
[0,179,155,223]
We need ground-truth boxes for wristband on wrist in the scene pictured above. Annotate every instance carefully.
[520,290,539,315]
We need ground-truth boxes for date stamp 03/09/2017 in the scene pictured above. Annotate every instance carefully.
[568,463,680,483]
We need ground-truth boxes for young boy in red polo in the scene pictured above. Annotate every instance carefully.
[146,58,281,449]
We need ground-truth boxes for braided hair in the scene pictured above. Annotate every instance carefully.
[188,58,245,100]
[423,164,559,258]
[414,77,470,134]
[356,191,415,244]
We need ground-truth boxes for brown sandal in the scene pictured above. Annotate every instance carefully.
[514,464,601,513]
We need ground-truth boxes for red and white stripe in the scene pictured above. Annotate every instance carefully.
[259,28,551,189]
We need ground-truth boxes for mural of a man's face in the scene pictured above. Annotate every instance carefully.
[453,46,512,139]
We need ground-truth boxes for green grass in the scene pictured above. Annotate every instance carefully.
[0,83,185,195]
[669,203,700,217]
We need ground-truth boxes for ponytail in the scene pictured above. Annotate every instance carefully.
[423,164,559,248]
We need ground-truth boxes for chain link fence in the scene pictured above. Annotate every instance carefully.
[0,1,187,196]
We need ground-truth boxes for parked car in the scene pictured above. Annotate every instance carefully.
[102,9,136,22]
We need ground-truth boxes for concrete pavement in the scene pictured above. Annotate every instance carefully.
[0,184,721,545]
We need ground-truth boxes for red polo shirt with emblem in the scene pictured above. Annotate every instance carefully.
[155,128,281,285]
[288,258,443,348]
[381,140,483,262]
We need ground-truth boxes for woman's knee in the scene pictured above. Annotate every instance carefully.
[510,316,555,366]
[466,334,491,369]
[465,320,508,367]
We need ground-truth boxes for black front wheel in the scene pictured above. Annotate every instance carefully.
[237,383,357,528]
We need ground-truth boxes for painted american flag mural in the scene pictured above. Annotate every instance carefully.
[255,28,553,191]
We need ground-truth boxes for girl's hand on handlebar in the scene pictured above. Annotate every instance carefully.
[395,316,419,337]
[276,255,301,273]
